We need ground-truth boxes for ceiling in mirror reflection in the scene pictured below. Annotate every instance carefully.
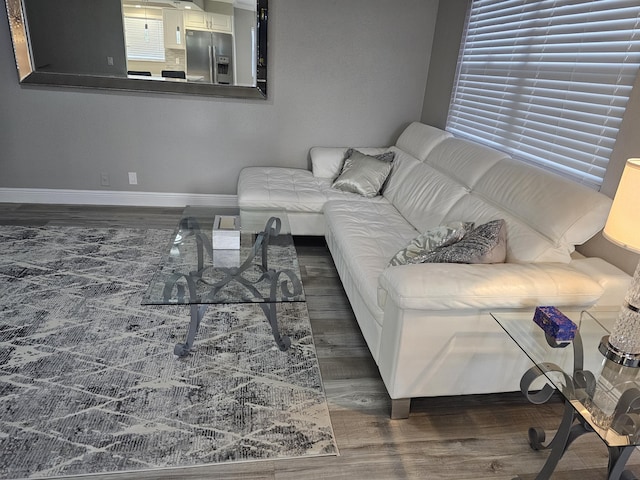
[4,0,267,99]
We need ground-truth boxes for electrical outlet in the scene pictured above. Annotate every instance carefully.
[100,173,110,186]
[128,172,138,185]
[107,56,114,66]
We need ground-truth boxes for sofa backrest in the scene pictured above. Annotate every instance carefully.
[394,122,453,161]
[384,125,612,263]
[382,122,456,220]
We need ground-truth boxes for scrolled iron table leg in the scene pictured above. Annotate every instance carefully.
[518,329,640,480]
[174,304,208,357]
[260,302,291,351]
[608,446,636,480]
[519,362,585,480]
[527,400,576,480]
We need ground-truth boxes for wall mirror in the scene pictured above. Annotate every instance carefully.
[4,0,267,99]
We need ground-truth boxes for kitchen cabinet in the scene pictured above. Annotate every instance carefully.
[184,11,207,30]
[184,11,232,33]
[163,10,185,49]
[209,13,232,33]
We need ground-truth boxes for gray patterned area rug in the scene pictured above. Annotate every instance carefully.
[0,226,338,479]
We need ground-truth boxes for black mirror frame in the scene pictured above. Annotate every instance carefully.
[4,0,268,99]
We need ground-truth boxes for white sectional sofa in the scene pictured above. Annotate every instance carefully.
[238,122,631,418]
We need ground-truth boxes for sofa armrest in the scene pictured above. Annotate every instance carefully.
[378,262,604,311]
[310,146,390,179]
[569,257,630,307]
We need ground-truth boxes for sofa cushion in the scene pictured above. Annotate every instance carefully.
[384,138,511,234]
[332,150,395,197]
[238,166,388,214]
[420,219,507,264]
[441,195,572,263]
[423,137,509,187]
[238,167,329,212]
[474,157,612,254]
[323,200,418,326]
[383,149,470,233]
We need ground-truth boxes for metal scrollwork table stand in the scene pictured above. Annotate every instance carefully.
[516,328,640,480]
[156,216,303,357]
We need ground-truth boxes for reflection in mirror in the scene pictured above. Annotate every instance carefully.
[4,0,267,98]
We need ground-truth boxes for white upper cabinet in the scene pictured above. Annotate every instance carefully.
[209,13,232,33]
[184,11,207,30]
[163,10,185,49]
[184,11,232,33]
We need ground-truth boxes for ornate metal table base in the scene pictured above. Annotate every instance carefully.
[164,217,301,357]
[516,332,640,480]
[172,301,291,357]
[520,381,637,479]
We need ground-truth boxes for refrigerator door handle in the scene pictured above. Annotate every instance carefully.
[211,45,218,84]
[208,45,213,84]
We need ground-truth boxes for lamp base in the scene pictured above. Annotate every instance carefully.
[598,335,640,368]
[607,259,640,357]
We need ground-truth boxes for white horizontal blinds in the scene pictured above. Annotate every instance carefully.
[447,0,640,189]
[124,17,165,62]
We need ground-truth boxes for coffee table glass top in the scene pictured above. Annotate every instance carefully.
[492,308,640,447]
[141,206,305,306]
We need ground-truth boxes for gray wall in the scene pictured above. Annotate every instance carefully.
[0,0,439,194]
[421,0,469,129]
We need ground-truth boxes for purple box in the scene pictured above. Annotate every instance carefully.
[533,306,577,342]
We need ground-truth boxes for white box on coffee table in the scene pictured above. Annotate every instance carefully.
[212,215,240,250]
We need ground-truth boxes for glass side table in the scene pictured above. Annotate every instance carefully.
[492,309,640,480]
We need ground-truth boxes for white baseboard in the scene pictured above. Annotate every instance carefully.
[0,188,238,208]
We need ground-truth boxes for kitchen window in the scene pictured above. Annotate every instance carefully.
[447,0,640,189]
[123,16,165,62]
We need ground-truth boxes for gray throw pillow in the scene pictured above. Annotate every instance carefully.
[388,221,475,266]
[341,148,396,167]
[332,149,395,197]
[420,219,507,264]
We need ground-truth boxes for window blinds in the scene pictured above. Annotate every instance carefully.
[447,0,640,189]
[123,17,165,62]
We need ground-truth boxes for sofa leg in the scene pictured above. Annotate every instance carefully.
[390,398,411,419]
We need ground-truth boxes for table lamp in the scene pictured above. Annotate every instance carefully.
[601,158,640,366]
[585,158,640,429]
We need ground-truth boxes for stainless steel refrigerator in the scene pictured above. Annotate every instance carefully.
[185,30,233,84]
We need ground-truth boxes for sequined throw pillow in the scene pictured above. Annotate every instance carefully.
[388,221,475,266]
[420,219,507,264]
[332,149,395,198]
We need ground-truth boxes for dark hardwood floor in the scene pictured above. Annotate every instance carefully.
[1,203,638,479]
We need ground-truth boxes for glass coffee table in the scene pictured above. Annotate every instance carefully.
[142,206,305,356]
[492,308,640,480]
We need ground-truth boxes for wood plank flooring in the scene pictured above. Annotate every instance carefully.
[1,203,638,479]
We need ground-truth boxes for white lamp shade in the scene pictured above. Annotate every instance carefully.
[603,158,640,254]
